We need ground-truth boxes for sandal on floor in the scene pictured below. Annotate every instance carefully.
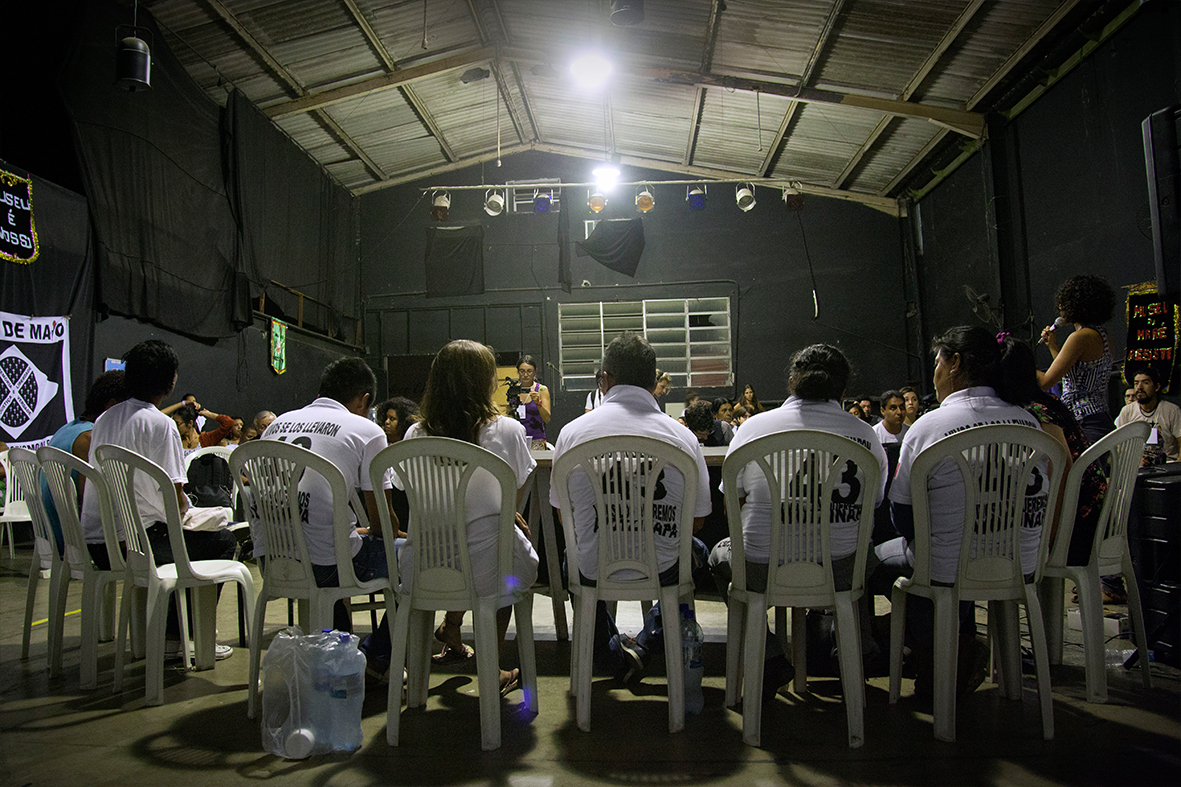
[500,668,520,697]
[432,642,475,665]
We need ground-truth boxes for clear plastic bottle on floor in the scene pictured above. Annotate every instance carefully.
[681,604,705,715]
[324,631,366,751]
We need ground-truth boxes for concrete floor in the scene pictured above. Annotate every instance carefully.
[2,539,1179,787]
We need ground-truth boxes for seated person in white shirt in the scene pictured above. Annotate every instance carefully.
[397,340,538,693]
[82,340,237,659]
[261,358,397,672]
[550,332,712,682]
[1116,365,1181,463]
[872,390,909,447]
[709,344,888,690]
[870,326,1046,698]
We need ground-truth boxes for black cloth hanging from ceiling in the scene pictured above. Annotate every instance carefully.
[576,218,645,277]
[425,226,485,297]
[557,199,572,293]
[57,0,249,339]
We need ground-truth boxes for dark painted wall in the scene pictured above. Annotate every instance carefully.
[94,314,353,422]
[359,152,910,439]
[917,1,1181,383]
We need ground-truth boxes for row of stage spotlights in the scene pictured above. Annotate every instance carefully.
[430,183,800,220]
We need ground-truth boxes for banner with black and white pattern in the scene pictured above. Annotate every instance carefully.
[0,311,74,449]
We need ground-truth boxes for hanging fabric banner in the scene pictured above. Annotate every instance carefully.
[1125,283,1179,391]
[0,312,73,447]
[0,169,39,263]
[270,318,287,375]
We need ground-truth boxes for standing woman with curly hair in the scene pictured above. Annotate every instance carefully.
[1039,274,1118,445]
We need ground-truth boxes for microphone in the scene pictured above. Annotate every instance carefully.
[1037,316,1067,345]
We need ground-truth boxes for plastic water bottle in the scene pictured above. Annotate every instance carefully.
[324,632,365,752]
[680,604,705,715]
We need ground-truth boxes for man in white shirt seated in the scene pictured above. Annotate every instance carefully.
[1116,365,1181,463]
[261,358,398,673]
[872,390,909,447]
[82,340,238,660]
[550,332,711,682]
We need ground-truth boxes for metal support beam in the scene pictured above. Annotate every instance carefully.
[684,0,726,168]
[758,0,847,175]
[342,0,456,161]
[204,0,387,181]
[465,0,535,144]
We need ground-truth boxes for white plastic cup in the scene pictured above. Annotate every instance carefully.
[284,727,315,760]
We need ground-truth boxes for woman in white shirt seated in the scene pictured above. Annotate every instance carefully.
[396,339,539,694]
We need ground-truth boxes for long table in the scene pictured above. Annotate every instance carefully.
[522,443,729,640]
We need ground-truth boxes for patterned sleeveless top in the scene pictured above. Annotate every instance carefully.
[1061,326,1112,420]
[520,382,547,442]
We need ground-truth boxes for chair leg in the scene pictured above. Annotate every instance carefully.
[575,592,597,732]
[742,594,768,746]
[113,578,135,692]
[832,595,866,748]
[888,585,908,704]
[474,601,501,751]
[1122,552,1153,690]
[22,557,40,660]
[1039,577,1065,665]
[724,594,745,707]
[99,579,117,642]
[3,523,13,560]
[80,577,101,690]
[386,601,413,746]
[567,595,580,697]
[1075,564,1107,703]
[1023,587,1055,741]
[48,563,70,677]
[932,594,958,742]
[515,595,539,714]
[661,589,685,735]
[791,607,808,695]
[248,594,269,719]
[144,586,169,706]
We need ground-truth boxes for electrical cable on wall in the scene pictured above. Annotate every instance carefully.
[795,210,820,320]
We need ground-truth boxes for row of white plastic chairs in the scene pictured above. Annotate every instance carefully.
[9,421,1154,751]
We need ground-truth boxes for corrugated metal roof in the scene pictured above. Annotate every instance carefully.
[142,0,1116,203]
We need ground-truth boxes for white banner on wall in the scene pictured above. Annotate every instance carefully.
[0,311,74,448]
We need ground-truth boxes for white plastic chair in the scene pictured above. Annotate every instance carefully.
[720,431,881,748]
[229,439,390,719]
[36,446,126,689]
[551,435,699,734]
[370,436,538,752]
[1,449,33,559]
[8,448,65,669]
[887,424,1066,742]
[96,444,255,706]
[1041,421,1153,702]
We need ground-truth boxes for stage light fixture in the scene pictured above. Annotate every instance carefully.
[593,165,620,190]
[570,52,613,90]
[783,184,804,211]
[588,190,607,213]
[736,183,757,212]
[686,185,707,211]
[635,186,655,212]
[533,189,553,214]
[430,191,451,221]
[484,189,505,216]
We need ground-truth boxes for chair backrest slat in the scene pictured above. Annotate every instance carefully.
[38,445,124,573]
[7,448,57,567]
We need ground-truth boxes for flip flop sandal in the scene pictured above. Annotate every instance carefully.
[432,642,475,665]
[499,668,520,697]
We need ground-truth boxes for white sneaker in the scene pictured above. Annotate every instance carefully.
[163,641,233,660]
[214,644,233,661]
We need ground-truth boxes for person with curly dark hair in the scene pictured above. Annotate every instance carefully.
[375,396,420,445]
[1038,274,1117,445]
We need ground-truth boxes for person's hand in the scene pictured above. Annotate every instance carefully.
[514,512,531,539]
[1040,324,1059,348]
[520,390,534,404]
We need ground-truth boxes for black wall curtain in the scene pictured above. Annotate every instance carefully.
[57,0,248,340]
[425,226,485,297]
[576,218,645,277]
[226,90,359,334]
[0,160,96,412]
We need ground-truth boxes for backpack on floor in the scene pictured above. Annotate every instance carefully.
[185,452,234,509]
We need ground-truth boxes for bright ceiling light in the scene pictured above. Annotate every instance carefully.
[484,189,505,216]
[736,183,757,212]
[635,185,655,212]
[588,190,607,213]
[592,165,620,191]
[570,52,613,90]
[686,185,707,211]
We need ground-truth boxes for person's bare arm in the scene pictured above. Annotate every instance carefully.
[537,385,552,423]
[71,430,92,497]
[692,515,705,533]
[174,482,190,516]
[1038,330,1090,390]
[160,400,195,416]
[1039,421,1073,545]
[364,488,399,539]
